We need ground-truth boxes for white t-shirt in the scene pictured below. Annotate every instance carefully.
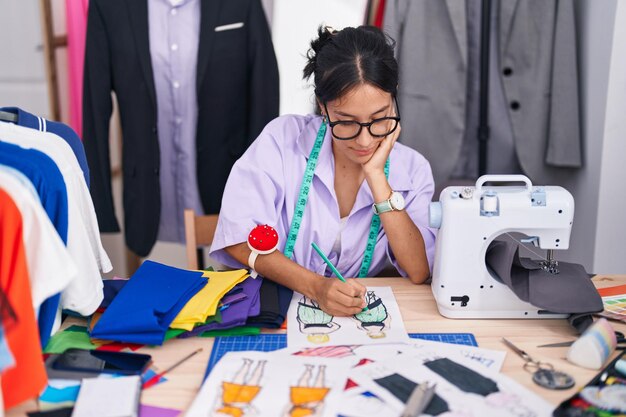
[0,170,77,310]
[0,123,110,314]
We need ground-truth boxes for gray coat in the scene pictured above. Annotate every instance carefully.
[384,0,582,185]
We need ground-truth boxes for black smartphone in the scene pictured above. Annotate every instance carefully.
[52,348,152,375]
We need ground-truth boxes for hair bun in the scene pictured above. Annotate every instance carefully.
[303,25,336,80]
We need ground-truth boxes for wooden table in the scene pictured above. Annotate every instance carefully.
[7,275,626,416]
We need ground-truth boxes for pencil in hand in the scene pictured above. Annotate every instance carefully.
[311,242,368,312]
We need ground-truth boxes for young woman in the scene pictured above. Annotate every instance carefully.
[210,26,436,316]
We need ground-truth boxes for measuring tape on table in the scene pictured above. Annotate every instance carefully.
[283,119,389,277]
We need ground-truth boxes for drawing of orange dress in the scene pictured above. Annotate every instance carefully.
[216,382,262,417]
[214,358,265,417]
[288,386,330,417]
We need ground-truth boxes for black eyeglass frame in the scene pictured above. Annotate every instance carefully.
[323,96,401,140]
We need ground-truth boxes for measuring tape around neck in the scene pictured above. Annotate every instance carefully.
[283,119,389,277]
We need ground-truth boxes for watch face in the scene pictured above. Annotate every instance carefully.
[390,192,405,210]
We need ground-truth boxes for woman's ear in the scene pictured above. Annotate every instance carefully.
[316,98,324,116]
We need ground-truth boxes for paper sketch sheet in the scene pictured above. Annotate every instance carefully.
[284,342,504,417]
[185,351,355,417]
[347,353,552,417]
[287,286,409,349]
[283,339,505,372]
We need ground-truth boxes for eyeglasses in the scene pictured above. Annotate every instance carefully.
[323,97,401,140]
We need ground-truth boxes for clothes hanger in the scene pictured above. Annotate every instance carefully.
[0,110,18,123]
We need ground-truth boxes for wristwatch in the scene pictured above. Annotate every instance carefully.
[373,191,405,215]
[247,224,279,278]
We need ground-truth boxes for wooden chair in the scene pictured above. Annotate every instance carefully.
[183,209,219,270]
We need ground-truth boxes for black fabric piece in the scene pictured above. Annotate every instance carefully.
[425,358,499,396]
[245,277,291,328]
[27,407,73,417]
[374,373,449,415]
[486,240,603,332]
[568,313,595,334]
[99,279,128,309]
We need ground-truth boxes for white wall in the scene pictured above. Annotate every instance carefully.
[562,0,625,274]
[0,1,49,117]
[593,0,626,273]
[272,0,367,115]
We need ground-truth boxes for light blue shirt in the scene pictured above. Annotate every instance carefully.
[149,0,204,242]
[210,114,437,278]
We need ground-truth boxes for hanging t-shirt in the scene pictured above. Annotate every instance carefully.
[0,141,70,346]
[0,107,90,187]
[0,188,48,409]
[0,171,76,313]
[0,122,110,315]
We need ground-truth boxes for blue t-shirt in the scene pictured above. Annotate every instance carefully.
[0,107,90,187]
[0,140,69,348]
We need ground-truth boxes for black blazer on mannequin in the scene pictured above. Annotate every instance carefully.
[83,0,279,257]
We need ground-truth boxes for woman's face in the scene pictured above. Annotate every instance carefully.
[323,84,395,165]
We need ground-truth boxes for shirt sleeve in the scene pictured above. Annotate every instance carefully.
[210,119,289,269]
[385,153,437,278]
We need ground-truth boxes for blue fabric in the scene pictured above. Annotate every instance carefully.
[100,279,128,309]
[0,141,69,347]
[0,107,90,187]
[0,325,15,372]
[90,260,206,345]
[0,165,40,201]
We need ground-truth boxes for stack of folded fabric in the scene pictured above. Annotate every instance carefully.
[179,275,262,338]
[90,261,207,345]
[245,278,292,328]
[169,269,250,331]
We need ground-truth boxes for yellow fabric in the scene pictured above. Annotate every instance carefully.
[290,386,330,405]
[222,381,261,404]
[170,269,249,330]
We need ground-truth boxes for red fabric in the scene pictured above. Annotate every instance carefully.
[0,189,47,409]
[374,0,386,28]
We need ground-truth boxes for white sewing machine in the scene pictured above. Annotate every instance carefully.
[428,175,574,319]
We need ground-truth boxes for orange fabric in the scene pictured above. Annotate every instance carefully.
[0,189,47,408]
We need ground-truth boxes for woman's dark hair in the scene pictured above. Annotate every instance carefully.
[303,25,398,104]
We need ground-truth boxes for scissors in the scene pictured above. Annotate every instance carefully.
[502,338,575,390]
[537,331,626,349]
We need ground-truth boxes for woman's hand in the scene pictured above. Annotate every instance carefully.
[313,277,367,316]
[362,121,401,177]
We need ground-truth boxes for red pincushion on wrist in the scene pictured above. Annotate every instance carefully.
[247,225,279,254]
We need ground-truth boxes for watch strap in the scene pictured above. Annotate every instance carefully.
[373,198,393,215]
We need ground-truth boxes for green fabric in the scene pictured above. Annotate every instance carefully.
[198,326,261,338]
[164,328,187,340]
[44,328,97,354]
[63,325,90,333]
